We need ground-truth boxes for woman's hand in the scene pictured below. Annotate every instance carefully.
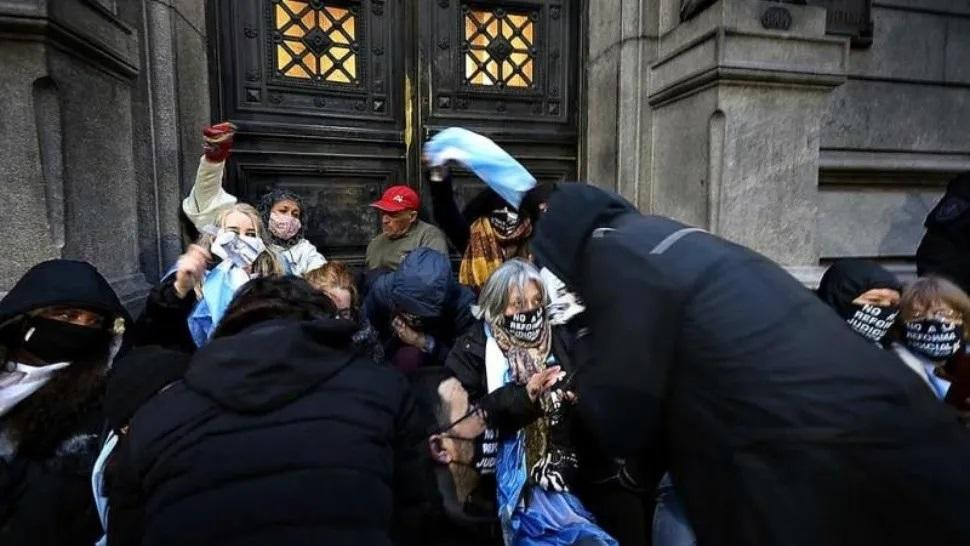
[392,316,428,349]
[174,244,210,298]
[526,366,564,401]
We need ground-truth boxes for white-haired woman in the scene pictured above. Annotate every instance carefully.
[445,259,618,546]
[131,203,283,352]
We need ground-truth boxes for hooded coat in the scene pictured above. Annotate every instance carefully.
[816,259,902,320]
[0,260,130,546]
[109,317,434,546]
[916,172,970,293]
[529,183,970,546]
[364,248,477,368]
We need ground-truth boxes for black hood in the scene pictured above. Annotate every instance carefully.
[925,172,970,232]
[529,183,637,288]
[0,259,131,330]
[816,259,902,319]
[185,318,359,412]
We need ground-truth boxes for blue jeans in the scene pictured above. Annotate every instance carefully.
[652,474,697,546]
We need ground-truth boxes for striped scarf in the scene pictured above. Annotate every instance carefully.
[459,216,532,290]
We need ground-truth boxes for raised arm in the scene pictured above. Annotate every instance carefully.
[181,122,239,230]
[427,168,471,253]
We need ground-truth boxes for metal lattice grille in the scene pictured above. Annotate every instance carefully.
[274,0,358,84]
[463,7,535,88]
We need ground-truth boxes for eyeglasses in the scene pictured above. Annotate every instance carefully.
[433,403,484,436]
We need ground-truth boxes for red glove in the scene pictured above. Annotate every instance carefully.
[202,122,237,163]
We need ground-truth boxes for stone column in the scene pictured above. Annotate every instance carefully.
[0,0,209,306]
[121,0,210,280]
[647,0,848,266]
[0,0,150,304]
[583,0,659,207]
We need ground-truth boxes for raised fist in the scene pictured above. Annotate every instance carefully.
[202,122,237,163]
[173,244,211,298]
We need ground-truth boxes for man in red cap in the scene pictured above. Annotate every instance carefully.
[366,185,449,271]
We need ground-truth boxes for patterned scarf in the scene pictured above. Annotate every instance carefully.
[491,314,552,470]
[459,216,532,290]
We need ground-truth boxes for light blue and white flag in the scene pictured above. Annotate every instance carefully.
[188,260,250,347]
[424,127,536,209]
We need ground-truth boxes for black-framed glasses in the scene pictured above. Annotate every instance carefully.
[433,403,484,436]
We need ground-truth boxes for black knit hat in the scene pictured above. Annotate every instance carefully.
[104,345,189,432]
[0,260,130,329]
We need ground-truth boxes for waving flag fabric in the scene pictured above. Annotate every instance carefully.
[424,127,536,209]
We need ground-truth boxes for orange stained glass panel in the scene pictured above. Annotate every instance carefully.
[463,7,535,88]
[274,1,359,85]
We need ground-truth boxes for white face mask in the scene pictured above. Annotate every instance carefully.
[211,229,266,268]
[0,361,71,417]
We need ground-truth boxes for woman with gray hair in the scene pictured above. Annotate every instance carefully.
[445,259,618,546]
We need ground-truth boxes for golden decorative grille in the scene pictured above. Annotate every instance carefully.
[274,0,358,84]
[464,7,535,88]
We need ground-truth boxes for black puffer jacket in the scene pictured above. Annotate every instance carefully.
[112,318,434,546]
[530,183,970,546]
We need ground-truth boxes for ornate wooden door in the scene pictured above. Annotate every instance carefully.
[209,0,580,263]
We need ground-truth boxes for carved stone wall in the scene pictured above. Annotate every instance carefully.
[0,0,210,307]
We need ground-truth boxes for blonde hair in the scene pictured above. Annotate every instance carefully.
[900,276,970,340]
[305,262,359,306]
[200,203,285,277]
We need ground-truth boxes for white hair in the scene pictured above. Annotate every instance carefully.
[471,259,548,324]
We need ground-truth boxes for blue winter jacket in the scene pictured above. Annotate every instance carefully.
[364,248,477,367]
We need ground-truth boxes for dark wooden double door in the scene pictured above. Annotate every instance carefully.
[208,0,581,262]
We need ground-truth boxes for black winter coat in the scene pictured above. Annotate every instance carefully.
[446,322,652,546]
[530,183,970,546]
[130,275,198,353]
[916,172,970,293]
[446,323,576,435]
[0,259,130,546]
[0,404,105,546]
[111,318,434,546]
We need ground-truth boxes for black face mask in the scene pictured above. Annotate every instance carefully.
[489,207,522,238]
[845,303,898,343]
[904,319,964,360]
[442,430,497,474]
[435,402,498,474]
[21,316,110,363]
[504,307,545,345]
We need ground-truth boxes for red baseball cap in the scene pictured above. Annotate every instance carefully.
[371,185,420,213]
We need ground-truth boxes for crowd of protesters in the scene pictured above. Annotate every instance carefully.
[3,122,970,546]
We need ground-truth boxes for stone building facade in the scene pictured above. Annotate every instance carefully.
[0,0,209,304]
[1,0,967,303]
[586,0,970,284]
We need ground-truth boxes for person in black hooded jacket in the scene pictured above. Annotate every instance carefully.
[816,258,902,346]
[0,260,130,546]
[525,183,970,546]
[109,276,434,546]
[917,172,970,294]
